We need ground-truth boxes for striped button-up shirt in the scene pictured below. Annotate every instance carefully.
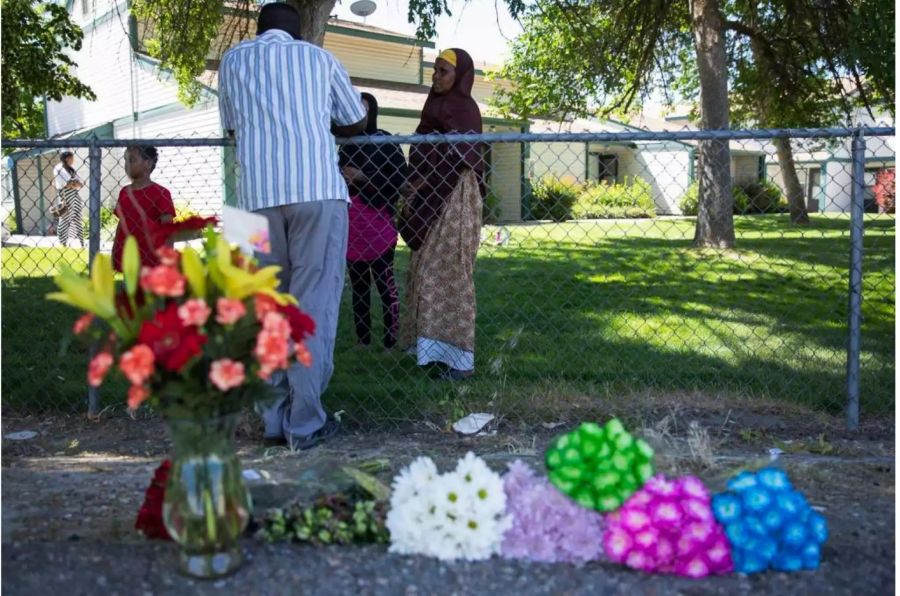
[219,29,366,211]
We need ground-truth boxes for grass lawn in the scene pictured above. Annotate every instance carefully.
[2,214,894,426]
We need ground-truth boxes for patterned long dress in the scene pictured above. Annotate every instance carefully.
[399,169,482,371]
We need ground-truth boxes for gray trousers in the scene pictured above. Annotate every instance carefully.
[255,200,348,441]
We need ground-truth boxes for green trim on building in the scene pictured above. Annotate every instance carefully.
[418,48,424,85]
[127,1,138,50]
[815,156,894,164]
[766,156,895,165]
[820,160,829,213]
[422,60,488,77]
[110,101,192,127]
[325,24,434,48]
[584,143,590,181]
[688,148,696,182]
[36,155,47,235]
[604,117,696,150]
[11,160,23,233]
[376,106,522,128]
[42,96,50,137]
[520,123,532,221]
[758,155,766,181]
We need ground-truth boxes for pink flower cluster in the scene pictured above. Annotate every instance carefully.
[602,475,733,578]
[501,461,605,564]
[255,311,291,380]
[140,265,185,297]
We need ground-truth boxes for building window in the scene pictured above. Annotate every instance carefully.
[596,154,618,184]
[82,0,95,16]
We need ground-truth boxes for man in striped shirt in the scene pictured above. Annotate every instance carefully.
[219,2,367,449]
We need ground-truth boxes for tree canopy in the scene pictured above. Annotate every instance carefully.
[1,0,96,138]
[489,0,893,124]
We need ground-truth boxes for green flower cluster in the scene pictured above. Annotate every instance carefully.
[256,492,388,546]
[545,419,655,512]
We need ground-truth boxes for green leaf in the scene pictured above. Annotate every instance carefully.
[341,467,391,502]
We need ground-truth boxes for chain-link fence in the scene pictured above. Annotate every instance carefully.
[1,127,894,431]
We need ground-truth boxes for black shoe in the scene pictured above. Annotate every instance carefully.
[289,418,341,450]
[421,362,448,379]
[439,368,475,382]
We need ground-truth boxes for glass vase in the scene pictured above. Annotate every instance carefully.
[163,414,252,579]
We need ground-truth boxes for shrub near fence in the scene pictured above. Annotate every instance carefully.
[572,177,656,220]
[679,180,786,216]
[529,176,581,222]
[531,175,657,221]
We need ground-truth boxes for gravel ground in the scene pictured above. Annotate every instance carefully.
[2,415,895,595]
[2,536,894,596]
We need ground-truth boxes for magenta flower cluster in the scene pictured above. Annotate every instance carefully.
[602,475,733,578]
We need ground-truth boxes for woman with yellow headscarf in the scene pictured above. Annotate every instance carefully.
[398,48,484,381]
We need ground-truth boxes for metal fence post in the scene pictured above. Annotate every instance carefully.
[846,129,866,431]
[87,138,102,416]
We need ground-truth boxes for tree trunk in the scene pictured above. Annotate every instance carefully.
[287,0,336,47]
[691,0,735,248]
[773,137,810,223]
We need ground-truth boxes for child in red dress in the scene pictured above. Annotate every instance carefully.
[112,145,176,272]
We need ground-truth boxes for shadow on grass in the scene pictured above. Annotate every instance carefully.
[2,216,894,425]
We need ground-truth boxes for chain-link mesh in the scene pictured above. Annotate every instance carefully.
[1,128,894,431]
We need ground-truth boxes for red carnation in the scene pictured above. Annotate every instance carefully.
[138,302,207,372]
[153,216,218,245]
[277,304,316,344]
[135,459,172,541]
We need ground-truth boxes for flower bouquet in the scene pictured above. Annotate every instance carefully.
[48,223,315,578]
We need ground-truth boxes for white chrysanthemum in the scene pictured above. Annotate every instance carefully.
[387,453,510,561]
[390,456,438,506]
[455,452,507,516]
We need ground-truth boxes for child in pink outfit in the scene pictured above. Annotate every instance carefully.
[339,92,407,348]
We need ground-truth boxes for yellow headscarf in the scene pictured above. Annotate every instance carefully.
[437,49,457,67]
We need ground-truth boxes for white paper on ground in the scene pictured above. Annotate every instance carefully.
[4,430,38,441]
[452,413,495,435]
[242,469,263,481]
[222,205,271,255]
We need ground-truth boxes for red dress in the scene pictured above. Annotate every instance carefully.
[112,182,176,272]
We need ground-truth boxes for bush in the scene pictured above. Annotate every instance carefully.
[5,210,17,234]
[732,186,750,214]
[483,192,502,224]
[528,176,580,222]
[678,180,782,216]
[874,168,895,214]
[679,182,699,216]
[741,181,783,214]
[572,177,656,219]
[82,205,117,235]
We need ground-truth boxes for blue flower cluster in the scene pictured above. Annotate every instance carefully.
[712,467,828,574]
